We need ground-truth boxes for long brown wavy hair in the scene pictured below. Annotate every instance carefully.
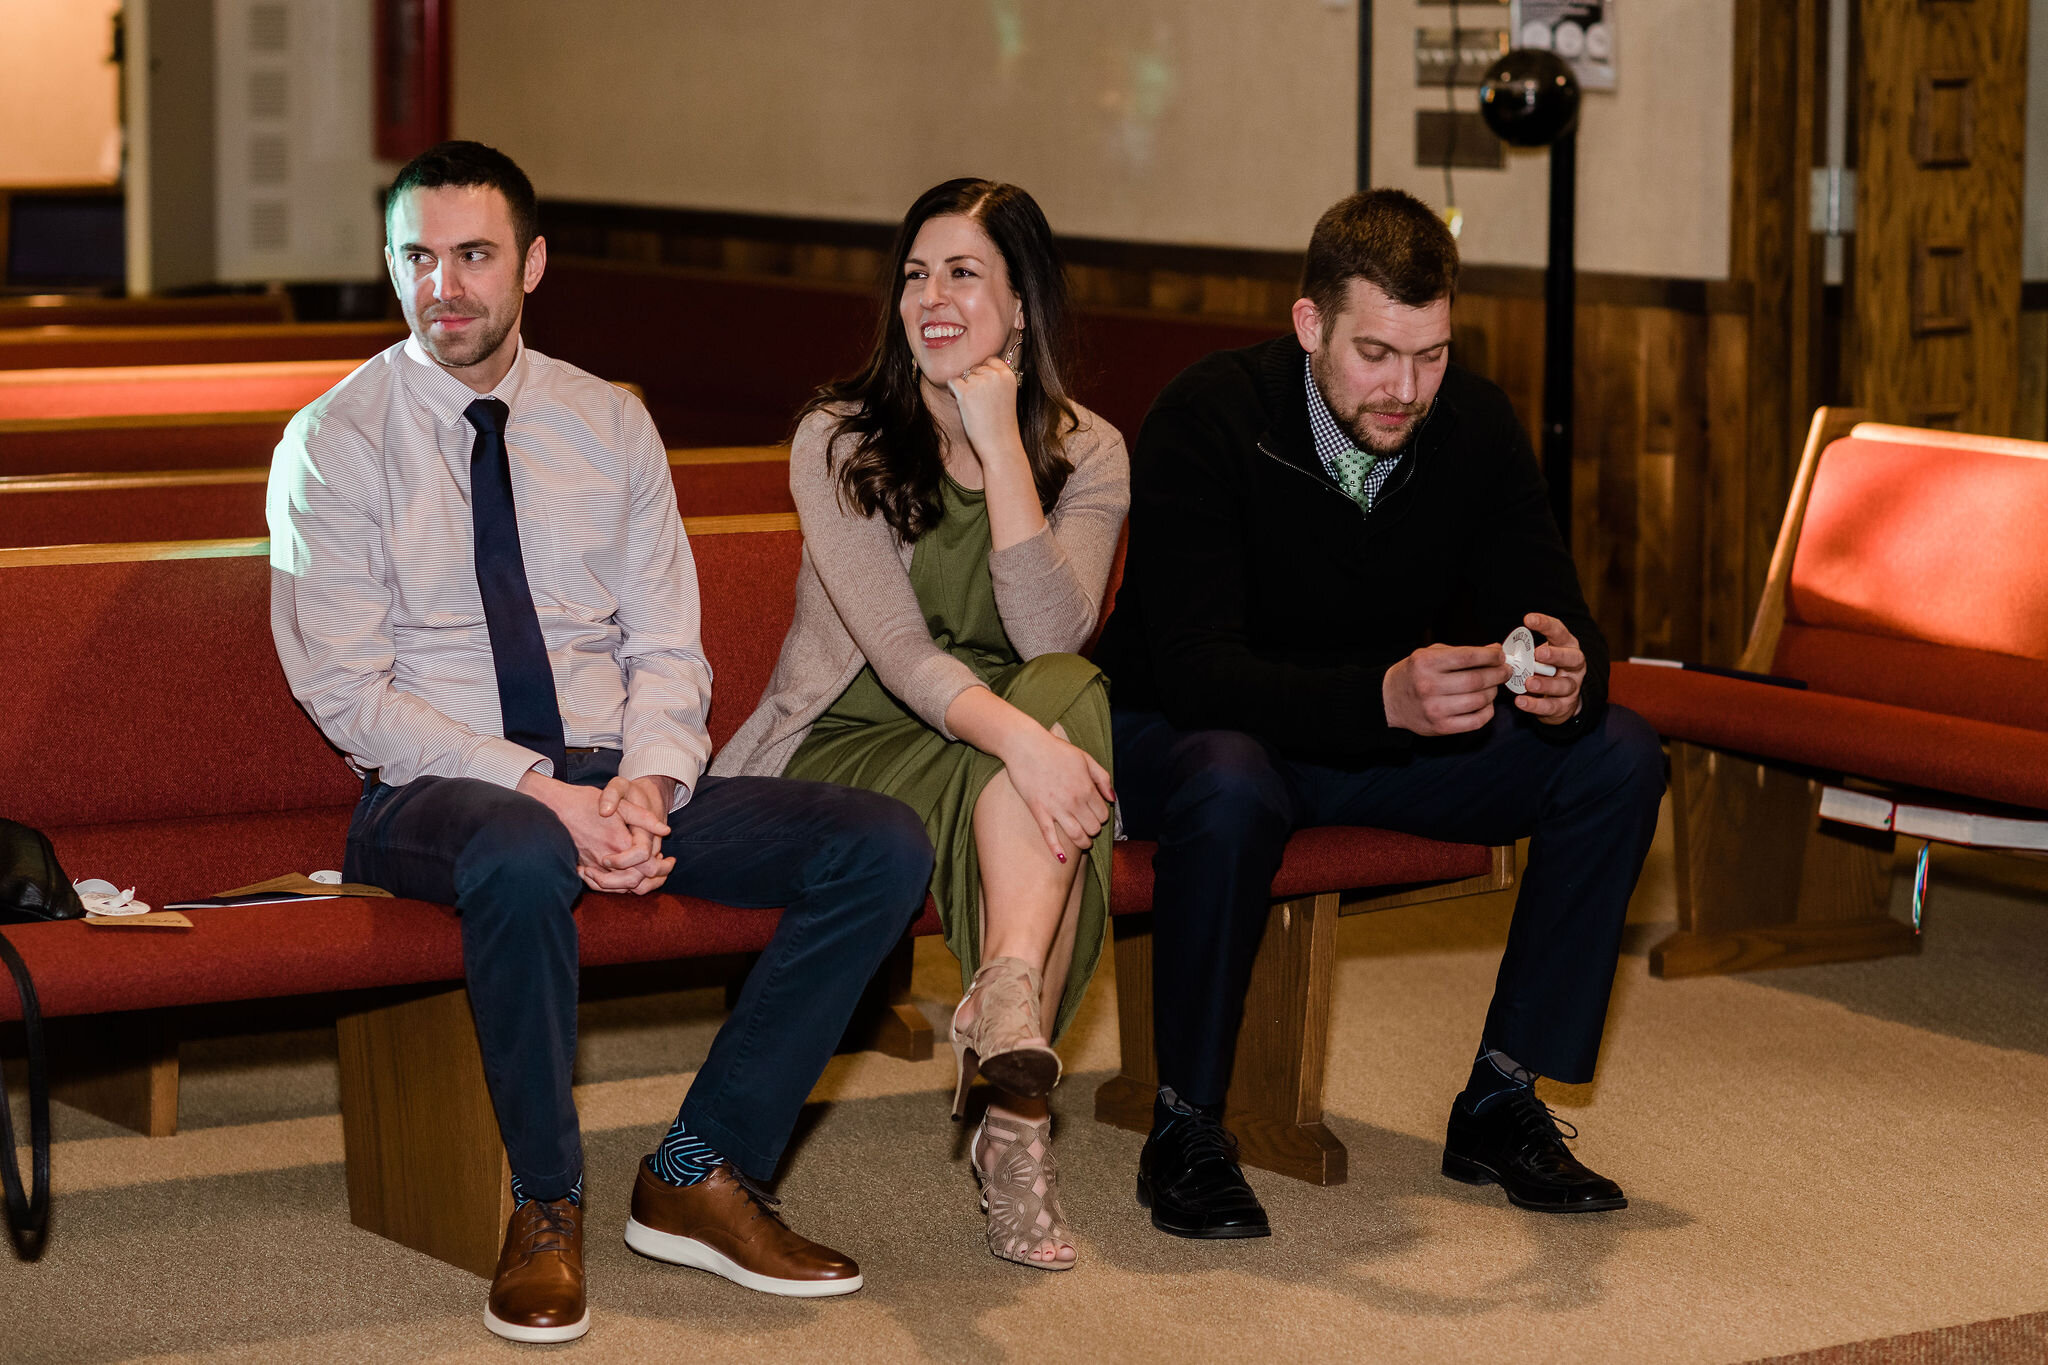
[798,178,1080,542]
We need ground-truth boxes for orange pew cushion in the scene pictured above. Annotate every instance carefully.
[0,362,360,420]
[1788,436,2048,663]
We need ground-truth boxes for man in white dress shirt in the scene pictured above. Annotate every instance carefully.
[269,142,931,1344]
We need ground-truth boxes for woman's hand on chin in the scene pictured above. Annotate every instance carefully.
[947,356,1026,466]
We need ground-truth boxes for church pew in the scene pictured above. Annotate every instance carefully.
[0,360,365,421]
[0,293,292,329]
[0,447,792,546]
[0,411,295,475]
[0,524,1506,1274]
[0,320,406,371]
[0,369,651,474]
[1610,410,2048,976]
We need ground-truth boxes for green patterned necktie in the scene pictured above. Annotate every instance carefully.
[1328,443,1380,512]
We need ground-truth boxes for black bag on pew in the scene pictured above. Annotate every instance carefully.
[0,816,81,1259]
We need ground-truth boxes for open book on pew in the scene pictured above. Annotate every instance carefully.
[1627,657,1807,689]
[1817,787,2048,852]
[164,873,393,910]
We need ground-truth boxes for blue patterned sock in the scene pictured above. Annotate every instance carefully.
[509,1172,583,1209]
[1458,1041,1537,1114]
[650,1112,727,1187]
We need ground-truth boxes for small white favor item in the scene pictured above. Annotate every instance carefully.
[309,870,343,885]
[1503,626,1559,695]
[72,878,153,917]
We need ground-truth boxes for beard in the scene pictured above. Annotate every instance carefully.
[414,304,517,372]
[1310,352,1429,455]
[1338,402,1428,455]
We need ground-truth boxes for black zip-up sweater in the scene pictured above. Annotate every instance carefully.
[1094,335,1607,764]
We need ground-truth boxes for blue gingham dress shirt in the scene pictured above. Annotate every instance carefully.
[1304,355,1404,513]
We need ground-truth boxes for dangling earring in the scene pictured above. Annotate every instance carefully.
[1002,330,1023,374]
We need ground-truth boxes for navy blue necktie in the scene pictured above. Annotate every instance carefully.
[465,397,568,779]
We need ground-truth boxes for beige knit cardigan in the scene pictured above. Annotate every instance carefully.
[710,402,1130,779]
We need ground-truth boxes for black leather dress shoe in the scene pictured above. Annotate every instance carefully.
[1136,1109,1271,1239]
[1442,1088,1627,1213]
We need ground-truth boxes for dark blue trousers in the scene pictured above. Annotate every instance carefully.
[343,750,933,1197]
[1112,700,1664,1106]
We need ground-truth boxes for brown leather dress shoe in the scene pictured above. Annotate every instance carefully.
[624,1159,863,1297]
[485,1195,590,1343]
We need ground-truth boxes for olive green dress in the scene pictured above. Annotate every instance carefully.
[784,474,1112,1040]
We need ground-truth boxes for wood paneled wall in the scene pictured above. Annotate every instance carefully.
[2020,288,2048,440]
[1451,282,1753,668]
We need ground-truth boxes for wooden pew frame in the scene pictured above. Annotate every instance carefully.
[0,321,407,372]
[0,408,295,437]
[0,293,291,329]
[0,444,781,484]
[1094,847,1516,1187]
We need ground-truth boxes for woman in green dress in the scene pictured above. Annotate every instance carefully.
[711,179,1128,1270]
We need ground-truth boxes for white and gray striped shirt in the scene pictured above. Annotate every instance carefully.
[268,335,711,808]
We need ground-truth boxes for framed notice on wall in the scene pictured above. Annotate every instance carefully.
[374,0,450,162]
[1511,1,1616,91]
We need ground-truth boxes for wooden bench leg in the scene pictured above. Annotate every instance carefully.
[337,985,511,1278]
[49,1014,179,1137]
[1096,892,1347,1186]
[1652,741,1920,977]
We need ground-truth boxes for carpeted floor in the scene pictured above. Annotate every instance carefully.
[3,801,2045,1364]
[1749,1310,2048,1364]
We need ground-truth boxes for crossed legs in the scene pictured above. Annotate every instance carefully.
[954,721,1090,1265]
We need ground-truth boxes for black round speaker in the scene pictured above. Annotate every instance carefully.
[1478,50,1583,148]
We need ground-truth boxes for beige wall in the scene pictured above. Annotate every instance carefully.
[1372,0,1732,279]
[457,0,1358,253]
[458,0,1732,278]
[0,0,123,185]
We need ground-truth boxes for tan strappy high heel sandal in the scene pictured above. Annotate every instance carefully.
[950,957,1063,1120]
[972,1111,1076,1270]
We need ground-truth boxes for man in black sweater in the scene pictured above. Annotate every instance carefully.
[1095,189,1664,1239]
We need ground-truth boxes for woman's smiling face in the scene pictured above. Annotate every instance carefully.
[899,212,1023,387]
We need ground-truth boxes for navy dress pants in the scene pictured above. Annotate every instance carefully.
[343,750,933,1198]
[1112,700,1665,1107]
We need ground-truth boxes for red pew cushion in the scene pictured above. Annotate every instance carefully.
[668,460,795,518]
[0,482,271,549]
[1111,826,1489,911]
[1771,624,2048,732]
[0,420,291,478]
[0,558,362,829]
[1609,660,2048,810]
[0,807,1487,1023]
